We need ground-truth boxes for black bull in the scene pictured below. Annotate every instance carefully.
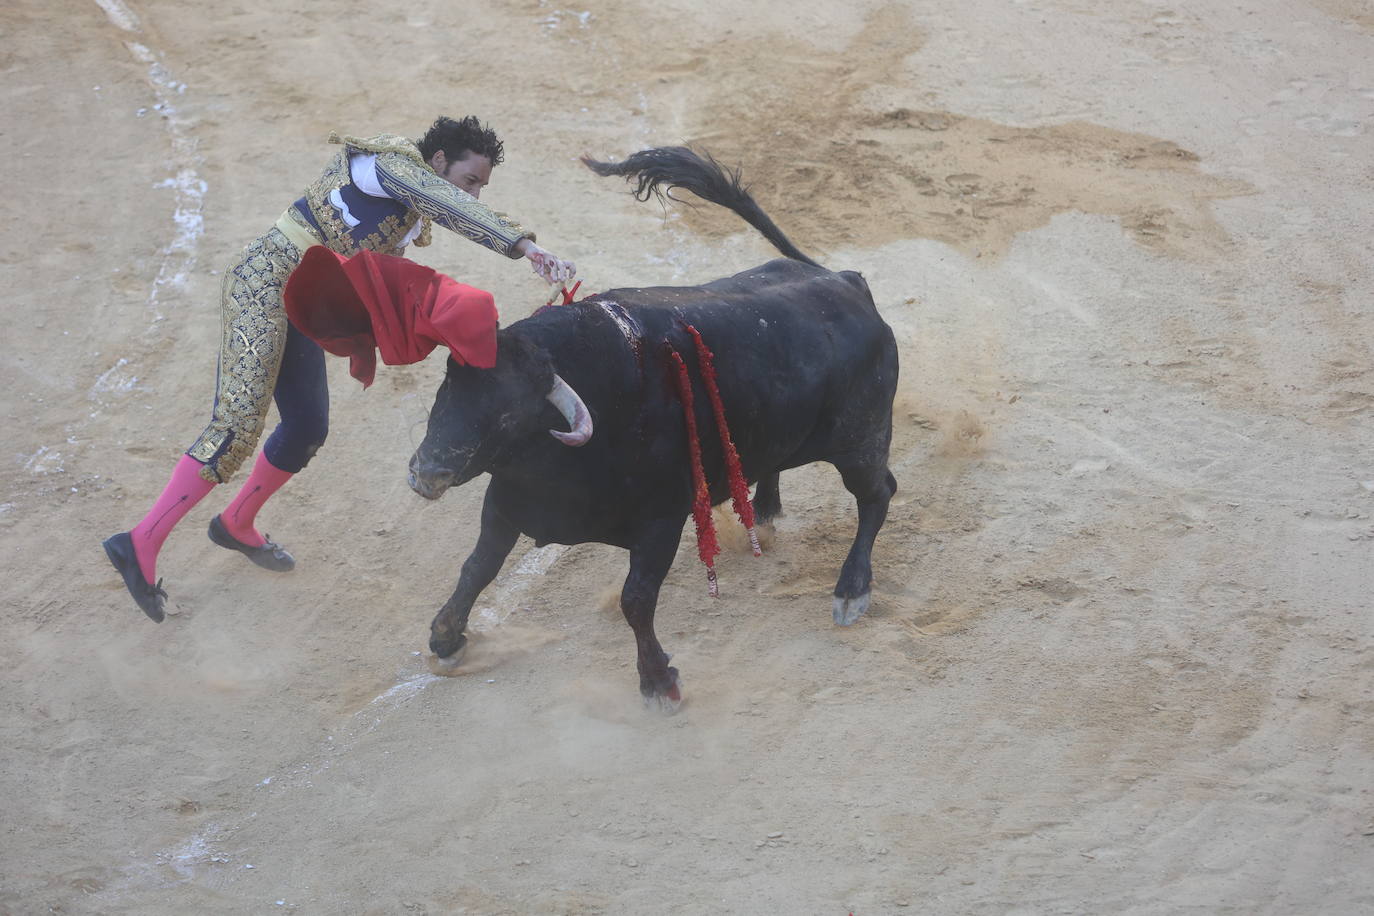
[408,148,898,707]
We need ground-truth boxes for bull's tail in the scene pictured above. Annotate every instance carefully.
[582,147,822,268]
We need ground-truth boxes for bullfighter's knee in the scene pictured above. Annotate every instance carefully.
[265,419,328,473]
[295,430,327,469]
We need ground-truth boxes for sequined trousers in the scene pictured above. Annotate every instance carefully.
[187,228,302,483]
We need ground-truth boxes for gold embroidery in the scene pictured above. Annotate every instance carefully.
[297,132,530,255]
[359,212,412,256]
[329,133,435,248]
[329,131,427,164]
[373,152,533,257]
[296,147,427,256]
[299,150,355,253]
[187,228,301,483]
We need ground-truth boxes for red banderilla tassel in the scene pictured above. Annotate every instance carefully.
[668,344,720,596]
[685,324,761,557]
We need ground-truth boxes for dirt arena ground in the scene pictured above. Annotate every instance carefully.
[3,1,1372,912]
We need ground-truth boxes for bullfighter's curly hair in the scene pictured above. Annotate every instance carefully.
[417,116,505,166]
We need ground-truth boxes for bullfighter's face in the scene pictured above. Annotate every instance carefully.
[428,150,493,199]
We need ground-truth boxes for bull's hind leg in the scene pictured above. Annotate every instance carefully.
[429,487,520,665]
[831,463,898,626]
[752,471,782,525]
[620,518,686,711]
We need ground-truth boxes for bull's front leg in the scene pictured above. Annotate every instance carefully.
[621,517,686,711]
[429,488,520,662]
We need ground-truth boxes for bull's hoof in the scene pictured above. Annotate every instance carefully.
[833,591,871,626]
[429,629,468,660]
[640,666,684,715]
[426,643,469,677]
[643,673,684,715]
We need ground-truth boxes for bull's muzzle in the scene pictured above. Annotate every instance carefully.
[408,459,456,500]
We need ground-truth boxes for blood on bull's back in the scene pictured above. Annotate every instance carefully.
[515,257,894,509]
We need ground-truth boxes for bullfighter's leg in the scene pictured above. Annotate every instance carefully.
[752,471,782,526]
[831,463,898,626]
[429,488,521,663]
[208,321,330,571]
[621,518,686,710]
[104,230,300,621]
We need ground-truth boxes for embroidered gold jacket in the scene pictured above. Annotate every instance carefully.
[280,133,533,258]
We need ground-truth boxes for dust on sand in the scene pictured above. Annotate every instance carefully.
[3,0,1372,913]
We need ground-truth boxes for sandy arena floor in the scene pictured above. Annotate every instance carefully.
[2,1,1372,912]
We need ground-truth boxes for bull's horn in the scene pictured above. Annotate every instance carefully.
[547,374,593,446]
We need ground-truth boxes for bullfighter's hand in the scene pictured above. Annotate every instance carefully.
[519,240,577,285]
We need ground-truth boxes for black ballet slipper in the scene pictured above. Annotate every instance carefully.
[207,515,296,572]
[103,531,168,623]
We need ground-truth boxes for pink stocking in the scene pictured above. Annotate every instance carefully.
[130,454,217,582]
[220,451,294,547]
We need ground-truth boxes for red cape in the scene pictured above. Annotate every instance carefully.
[283,246,498,387]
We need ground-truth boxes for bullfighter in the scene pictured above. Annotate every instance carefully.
[103,115,575,622]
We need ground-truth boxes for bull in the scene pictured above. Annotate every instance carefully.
[408,147,898,708]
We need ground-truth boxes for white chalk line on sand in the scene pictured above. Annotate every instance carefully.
[87,0,205,407]
[475,543,568,627]
[20,4,203,492]
[22,3,209,502]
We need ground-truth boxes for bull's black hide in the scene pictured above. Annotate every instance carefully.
[409,148,898,709]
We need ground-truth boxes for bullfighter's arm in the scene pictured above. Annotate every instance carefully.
[373,151,533,258]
